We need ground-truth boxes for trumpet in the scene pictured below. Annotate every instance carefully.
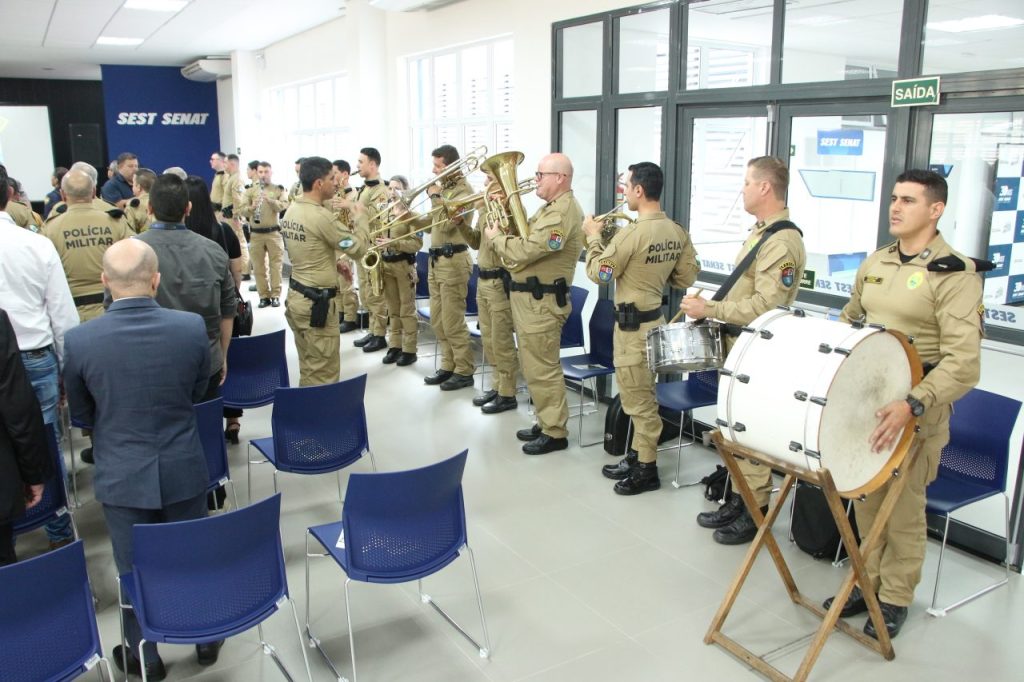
[594,201,635,245]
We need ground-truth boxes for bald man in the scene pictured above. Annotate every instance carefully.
[486,152,583,455]
[64,239,221,676]
[44,162,116,224]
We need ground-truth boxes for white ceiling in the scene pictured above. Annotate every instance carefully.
[0,0,347,80]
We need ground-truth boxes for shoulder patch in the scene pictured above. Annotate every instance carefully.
[906,271,924,290]
[338,237,355,250]
[780,264,796,287]
[597,260,614,282]
[107,209,125,219]
[547,230,564,251]
[779,260,795,271]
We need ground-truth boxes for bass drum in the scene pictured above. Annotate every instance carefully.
[716,308,921,498]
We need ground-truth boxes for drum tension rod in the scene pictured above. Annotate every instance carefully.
[759,330,774,340]
[735,374,750,384]
[789,441,803,452]
[809,397,827,406]
[733,422,747,432]
[793,391,808,401]
[804,449,821,460]
[818,343,832,354]
[833,348,851,356]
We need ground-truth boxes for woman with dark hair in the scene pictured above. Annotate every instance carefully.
[184,176,246,449]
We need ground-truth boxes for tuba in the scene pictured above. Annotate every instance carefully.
[479,151,532,238]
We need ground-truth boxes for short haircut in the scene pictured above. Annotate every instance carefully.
[258,161,272,169]
[389,174,410,190]
[627,162,663,201]
[7,177,22,194]
[360,147,381,166]
[0,164,8,210]
[103,240,158,292]
[431,145,459,165]
[747,156,789,200]
[299,156,334,191]
[213,151,226,159]
[116,152,138,166]
[71,161,98,182]
[247,160,259,171]
[54,166,69,183]
[227,154,239,162]
[895,169,948,204]
[149,173,190,222]
[135,168,157,193]
[61,170,95,200]
[333,159,351,175]
[294,157,306,165]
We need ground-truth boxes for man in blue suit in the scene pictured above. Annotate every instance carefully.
[63,238,221,680]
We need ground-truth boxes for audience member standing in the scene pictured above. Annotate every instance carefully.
[100,153,139,208]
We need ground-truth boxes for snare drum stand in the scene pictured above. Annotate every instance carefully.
[704,430,921,682]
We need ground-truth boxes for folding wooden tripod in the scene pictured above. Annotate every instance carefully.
[704,430,921,682]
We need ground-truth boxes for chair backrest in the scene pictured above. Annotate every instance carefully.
[271,374,370,473]
[465,265,479,315]
[13,424,69,536]
[560,286,589,349]
[938,388,1022,493]
[221,330,290,409]
[0,541,104,681]
[195,397,229,489]
[588,298,616,367]
[131,494,287,639]
[415,251,429,298]
[690,369,720,397]
[342,450,468,583]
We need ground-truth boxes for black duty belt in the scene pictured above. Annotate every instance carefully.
[74,292,105,307]
[614,303,663,331]
[508,276,568,306]
[290,279,337,301]
[22,344,54,358]
[289,279,337,329]
[250,226,280,234]
[478,268,507,280]
[382,252,416,264]
[428,243,468,262]
[923,362,935,377]
[211,202,223,211]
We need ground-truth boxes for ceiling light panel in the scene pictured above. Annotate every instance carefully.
[96,36,145,46]
[124,0,189,11]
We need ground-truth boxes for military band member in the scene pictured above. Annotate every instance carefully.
[486,153,583,455]
[209,151,228,211]
[125,168,156,234]
[463,170,519,413]
[328,159,362,333]
[353,148,390,353]
[422,145,477,390]
[238,162,288,308]
[681,156,806,544]
[585,163,700,493]
[43,167,68,220]
[377,175,422,366]
[243,160,260,289]
[43,162,114,226]
[221,154,250,280]
[280,157,368,386]
[288,158,305,202]
[821,169,985,639]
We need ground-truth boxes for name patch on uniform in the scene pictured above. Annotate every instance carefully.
[548,231,564,251]
[598,261,614,282]
[338,237,355,250]
[907,272,924,290]
[864,275,883,284]
[780,261,796,287]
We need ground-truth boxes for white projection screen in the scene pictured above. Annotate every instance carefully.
[0,105,57,202]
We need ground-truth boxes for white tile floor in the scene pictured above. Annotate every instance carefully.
[20,284,1024,681]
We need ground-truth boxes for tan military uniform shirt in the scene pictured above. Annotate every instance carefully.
[705,209,806,352]
[42,203,132,297]
[281,196,367,289]
[289,181,302,203]
[45,197,114,226]
[841,232,983,412]
[357,180,389,235]
[585,212,700,366]
[210,171,228,207]
[7,201,38,231]
[239,183,289,228]
[222,172,242,216]
[491,190,584,283]
[428,176,475,246]
[124,194,151,234]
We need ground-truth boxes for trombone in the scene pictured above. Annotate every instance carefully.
[594,201,635,245]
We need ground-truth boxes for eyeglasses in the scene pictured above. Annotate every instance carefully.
[534,171,563,180]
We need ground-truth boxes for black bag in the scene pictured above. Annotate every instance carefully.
[233,289,253,337]
[700,465,732,502]
[791,481,860,560]
[603,394,686,455]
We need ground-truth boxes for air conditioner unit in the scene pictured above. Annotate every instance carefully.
[181,58,231,82]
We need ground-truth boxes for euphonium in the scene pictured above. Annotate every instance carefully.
[594,201,635,245]
[479,151,532,239]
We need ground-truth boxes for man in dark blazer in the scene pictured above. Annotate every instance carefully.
[0,308,52,566]
[63,239,220,679]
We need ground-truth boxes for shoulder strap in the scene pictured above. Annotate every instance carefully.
[712,221,802,302]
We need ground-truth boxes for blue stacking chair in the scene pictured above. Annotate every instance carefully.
[117,494,312,682]
[925,388,1022,617]
[559,285,589,351]
[0,541,114,682]
[304,450,490,682]
[13,424,78,542]
[221,330,290,410]
[415,251,429,299]
[655,370,720,488]
[195,397,239,510]
[248,374,376,502]
[560,298,616,446]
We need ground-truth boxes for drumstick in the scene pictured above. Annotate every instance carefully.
[670,288,704,324]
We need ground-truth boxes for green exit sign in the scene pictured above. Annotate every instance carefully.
[891,76,941,107]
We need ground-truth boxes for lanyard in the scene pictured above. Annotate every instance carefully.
[148,222,188,231]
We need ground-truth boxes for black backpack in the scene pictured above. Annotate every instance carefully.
[602,394,684,455]
[791,481,860,560]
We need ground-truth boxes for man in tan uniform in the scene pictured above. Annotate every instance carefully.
[822,169,984,639]
[463,171,520,414]
[281,157,368,386]
[585,162,700,493]
[125,168,156,234]
[681,156,806,543]
[43,170,133,322]
[209,151,228,211]
[422,145,476,390]
[44,162,113,226]
[238,162,288,308]
[353,148,390,353]
[377,175,422,366]
[288,158,305,203]
[220,155,250,281]
[486,153,583,455]
[327,160,362,333]
[1,171,39,231]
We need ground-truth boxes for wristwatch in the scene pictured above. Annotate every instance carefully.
[905,395,925,417]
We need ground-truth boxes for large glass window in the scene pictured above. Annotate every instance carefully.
[928,111,1024,333]
[923,1,1024,75]
[613,107,662,217]
[686,0,770,90]
[560,22,604,98]
[687,115,768,275]
[782,0,902,84]
[617,8,670,94]
[786,114,888,298]
[560,110,598,216]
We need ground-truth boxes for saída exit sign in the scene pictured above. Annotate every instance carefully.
[891,76,941,108]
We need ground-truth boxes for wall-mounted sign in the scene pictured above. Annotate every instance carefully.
[891,76,941,108]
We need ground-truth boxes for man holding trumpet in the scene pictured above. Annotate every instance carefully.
[583,162,699,494]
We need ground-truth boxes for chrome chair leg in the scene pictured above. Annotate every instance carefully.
[416,544,492,658]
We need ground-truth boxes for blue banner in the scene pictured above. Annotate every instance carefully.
[101,65,220,184]
[816,129,864,156]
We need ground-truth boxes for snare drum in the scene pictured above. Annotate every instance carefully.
[716,308,921,498]
[646,321,723,374]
